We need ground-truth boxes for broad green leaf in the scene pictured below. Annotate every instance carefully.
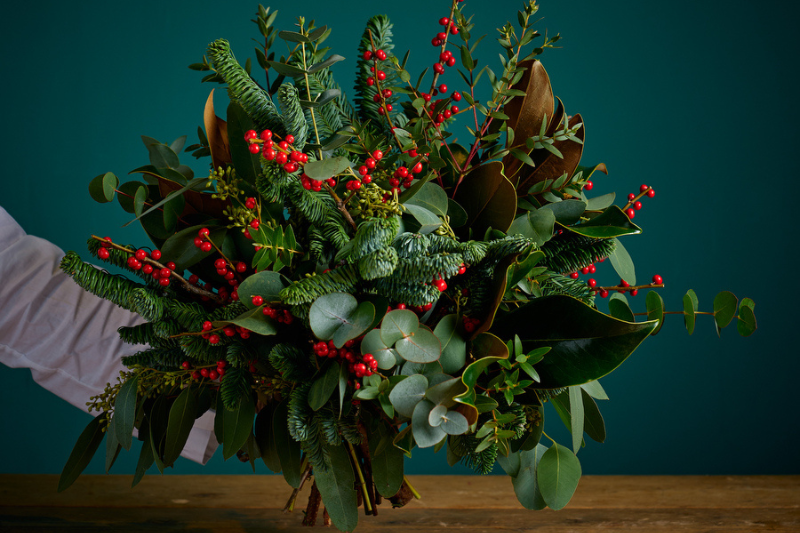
[568,387,584,454]
[433,314,467,374]
[143,138,180,168]
[491,296,656,389]
[314,443,358,532]
[58,413,106,492]
[454,161,517,236]
[117,181,148,214]
[381,309,419,347]
[369,422,404,497]
[405,182,449,216]
[541,200,586,226]
[266,60,307,76]
[114,375,139,451]
[683,289,698,335]
[609,238,635,285]
[537,442,582,510]
[737,298,757,337]
[580,380,608,401]
[507,209,556,246]
[122,176,206,227]
[223,392,255,461]
[713,291,739,332]
[511,444,548,510]
[454,332,509,425]
[361,329,399,370]
[567,206,642,238]
[581,389,606,443]
[88,172,119,203]
[308,54,345,73]
[309,293,375,348]
[254,407,281,473]
[226,102,261,185]
[608,293,634,322]
[303,156,352,181]
[404,204,442,234]
[447,198,469,228]
[428,404,447,427]
[439,409,469,435]
[160,224,227,271]
[217,306,278,336]
[646,291,665,336]
[308,362,341,411]
[395,326,441,363]
[273,399,302,487]
[585,192,616,210]
[163,386,198,466]
[411,399,447,448]
[389,373,428,417]
[238,270,287,309]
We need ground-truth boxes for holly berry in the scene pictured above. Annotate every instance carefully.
[452,91,462,102]
[248,143,260,154]
[587,278,597,288]
[626,208,635,219]
[570,272,579,279]
[285,134,295,144]
[158,278,170,287]
[202,321,213,331]
[434,278,447,291]
[208,370,219,380]
[208,334,220,345]
[372,150,384,160]
[652,274,663,285]
[599,289,609,298]
[97,248,110,259]
[584,181,594,191]
[223,326,236,337]
[252,295,264,306]
[214,258,227,270]
[244,129,258,140]
[458,263,467,275]
[245,197,256,209]
[438,83,448,93]
[630,289,639,296]
[647,189,655,198]
[100,237,113,249]
[166,261,176,271]
[135,249,148,261]
[433,63,445,74]
[181,361,191,370]
[142,264,153,274]
[627,193,636,201]
[634,201,643,210]
[439,17,450,25]
[363,50,373,61]
[198,228,210,238]
[376,71,386,81]
[451,105,459,114]
[376,49,387,61]
[366,76,375,86]
[250,219,260,230]
[446,57,456,67]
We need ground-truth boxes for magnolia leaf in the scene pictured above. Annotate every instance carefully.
[454,161,517,237]
[568,206,642,238]
[404,182,449,217]
[508,209,556,246]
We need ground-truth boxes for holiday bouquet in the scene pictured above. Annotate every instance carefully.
[58,1,757,530]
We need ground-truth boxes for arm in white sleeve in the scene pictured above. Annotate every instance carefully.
[0,206,218,464]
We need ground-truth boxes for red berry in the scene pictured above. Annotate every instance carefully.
[97,248,110,259]
[285,134,295,144]
[412,162,423,174]
[202,321,213,331]
[135,249,148,261]
[584,181,594,191]
[100,237,112,248]
[446,57,456,67]
[208,334,220,345]
[142,264,153,274]
[436,113,445,123]
[581,267,590,275]
[647,189,655,198]
[214,258,226,270]
[248,143,260,154]
[600,289,609,298]
[372,150,384,160]
[201,242,213,252]
[451,105,459,114]
[208,370,219,380]
[588,278,597,288]
[250,219,260,230]
[652,274,663,285]
[450,25,458,35]
[438,84,448,94]
[362,175,372,184]
[589,264,596,274]
[244,129,258,140]
[630,289,639,296]
[181,361,191,370]
[252,295,264,306]
[158,277,170,287]
[260,130,272,140]
[263,148,276,160]
[376,71,386,81]
[166,261,176,271]
[432,38,442,46]
[223,326,236,337]
[434,278,447,291]
[434,63,445,74]
[198,228,210,238]
[363,50,373,61]
[376,50,387,61]
[159,268,171,278]
[627,193,636,201]
[626,208,635,219]
[640,184,649,192]
[200,368,210,378]
[620,280,630,288]
[439,17,450,25]
[634,201,643,210]
[570,272,579,279]
[366,76,375,86]
[452,92,462,102]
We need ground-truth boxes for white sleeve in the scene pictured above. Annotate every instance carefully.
[0,206,218,465]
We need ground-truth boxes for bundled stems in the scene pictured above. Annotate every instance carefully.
[284,460,313,513]
[302,482,322,526]
[346,441,373,514]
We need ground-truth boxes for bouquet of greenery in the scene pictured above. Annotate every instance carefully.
[58,1,757,530]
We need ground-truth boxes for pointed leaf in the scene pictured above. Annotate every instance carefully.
[309,362,341,411]
[163,386,198,466]
[222,392,255,461]
[608,238,635,285]
[303,156,352,181]
[114,375,139,451]
[454,161,517,236]
[58,414,106,492]
[314,444,358,532]
[568,387,584,454]
[581,389,606,443]
[567,206,642,238]
[511,444,548,510]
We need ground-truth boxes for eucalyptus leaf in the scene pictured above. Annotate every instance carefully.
[411,399,447,448]
[303,156,352,181]
[58,413,107,492]
[163,386,198,466]
[114,375,139,451]
[537,442,582,510]
[609,238,635,285]
[309,292,375,348]
[511,444,548,510]
[388,373,428,417]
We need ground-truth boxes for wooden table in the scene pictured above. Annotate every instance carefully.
[1,475,798,532]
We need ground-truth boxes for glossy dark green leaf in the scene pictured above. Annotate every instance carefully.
[238,271,286,309]
[396,326,441,364]
[646,291,665,336]
[58,413,106,492]
[491,296,656,389]
[737,298,757,337]
[454,161,517,236]
[132,423,154,488]
[309,362,341,411]
[581,389,606,443]
[314,443,358,532]
[683,289,698,335]
[163,386,198,466]
[447,198,469,228]
[88,172,119,203]
[114,375,139,451]
[143,137,180,168]
[388,373,428,418]
[160,224,227,271]
[454,333,509,425]
[713,291,739,331]
[507,209,556,246]
[580,380,609,401]
[274,399,302,487]
[608,238,635,285]
[567,206,642,238]
[542,200,586,226]
[537,442,582,510]
[222,391,255,461]
[219,306,278,335]
[226,102,261,185]
[404,204,442,234]
[309,293,375,348]
[104,415,121,473]
[511,444,548,510]
[303,156,352,180]
[254,407,281,473]
[433,314,467,374]
[608,293,635,323]
[369,423,404,498]
[404,182,449,217]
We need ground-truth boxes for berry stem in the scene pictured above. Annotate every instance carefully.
[347,441,373,513]
[595,282,665,292]
[283,459,313,513]
[428,0,459,95]
[90,235,222,303]
[623,187,653,210]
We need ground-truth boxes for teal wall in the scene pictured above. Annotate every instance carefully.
[1,0,796,477]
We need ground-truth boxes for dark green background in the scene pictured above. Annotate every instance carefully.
[1,0,795,476]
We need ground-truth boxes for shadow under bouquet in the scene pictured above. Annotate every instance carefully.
[59,1,757,530]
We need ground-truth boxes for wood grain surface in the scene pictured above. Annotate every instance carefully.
[1,475,798,532]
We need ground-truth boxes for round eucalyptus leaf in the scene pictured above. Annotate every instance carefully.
[380,309,419,347]
[388,374,428,418]
[411,400,446,448]
[428,404,447,427]
[395,326,441,363]
[440,409,469,435]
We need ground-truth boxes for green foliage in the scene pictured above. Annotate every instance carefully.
[287,383,328,469]
[121,347,185,370]
[206,38,284,133]
[269,343,316,382]
[220,366,252,410]
[539,272,595,304]
[60,252,153,314]
[354,15,403,135]
[539,234,616,274]
[277,84,309,150]
[280,264,360,305]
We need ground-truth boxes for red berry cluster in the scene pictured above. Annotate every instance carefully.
[188,359,227,381]
[301,174,336,192]
[364,47,394,116]
[263,304,295,324]
[462,316,481,333]
[624,184,656,219]
[313,339,378,379]
[201,319,251,344]
[390,301,434,315]
[431,16,459,49]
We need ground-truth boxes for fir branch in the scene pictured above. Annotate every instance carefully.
[277,83,309,150]
[539,233,616,275]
